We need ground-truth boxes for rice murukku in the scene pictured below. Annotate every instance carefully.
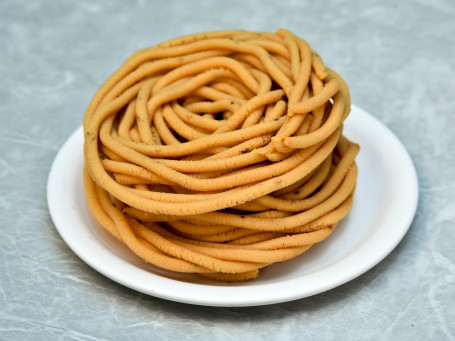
[83,29,359,281]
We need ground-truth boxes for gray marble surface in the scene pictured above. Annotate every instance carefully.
[1,0,454,339]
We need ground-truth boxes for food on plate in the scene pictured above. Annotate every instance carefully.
[82,29,359,281]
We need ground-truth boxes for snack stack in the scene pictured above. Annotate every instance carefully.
[83,29,359,281]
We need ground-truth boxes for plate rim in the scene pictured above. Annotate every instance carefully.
[47,104,419,307]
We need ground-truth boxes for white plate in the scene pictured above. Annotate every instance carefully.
[47,105,418,307]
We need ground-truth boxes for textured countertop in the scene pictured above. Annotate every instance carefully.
[1,0,454,340]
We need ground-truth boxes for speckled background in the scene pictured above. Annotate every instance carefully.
[1,0,454,340]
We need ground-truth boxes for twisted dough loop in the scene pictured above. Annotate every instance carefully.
[83,29,359,281]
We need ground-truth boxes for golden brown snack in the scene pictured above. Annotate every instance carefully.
[83,29,359,281]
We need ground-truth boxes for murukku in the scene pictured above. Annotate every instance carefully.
[83,28,359,281]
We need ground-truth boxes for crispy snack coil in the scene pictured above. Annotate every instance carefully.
[83,29,359,281]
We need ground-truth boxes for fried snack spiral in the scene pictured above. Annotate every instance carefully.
[83,29,359,281]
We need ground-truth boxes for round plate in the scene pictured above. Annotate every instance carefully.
[47,105,418,307]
